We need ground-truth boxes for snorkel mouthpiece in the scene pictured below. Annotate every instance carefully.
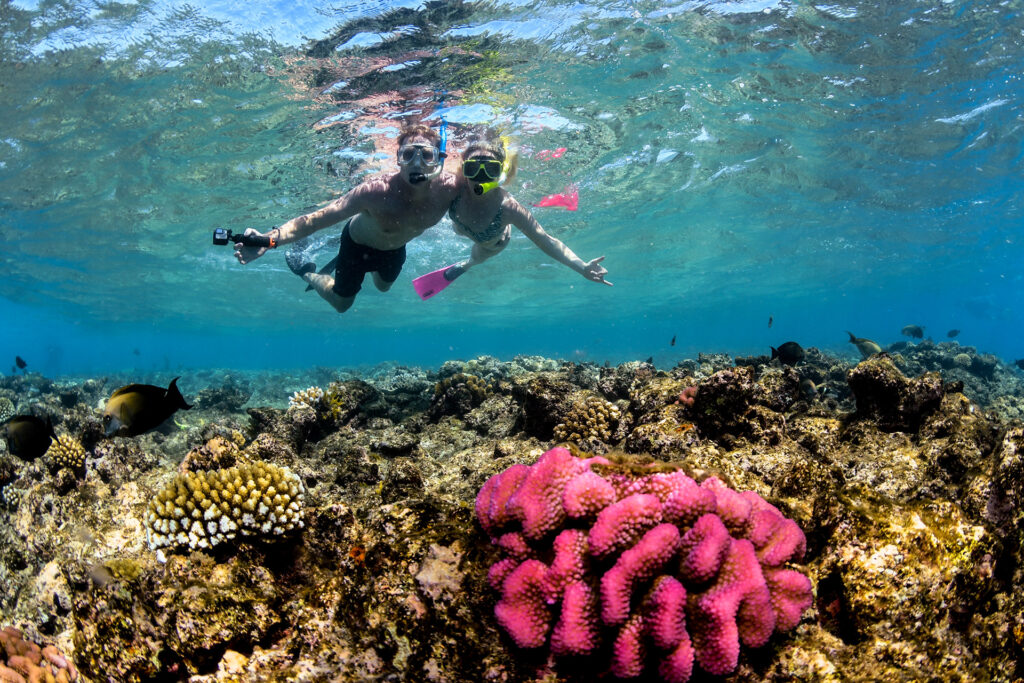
[410,172,427,184]
[474,180,499,195]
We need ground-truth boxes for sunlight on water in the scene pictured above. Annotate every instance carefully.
[0,0,1022,372]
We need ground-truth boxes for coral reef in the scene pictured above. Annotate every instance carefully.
[1,345,1024,681]
[144,460,306,551]
[477,447,812,680]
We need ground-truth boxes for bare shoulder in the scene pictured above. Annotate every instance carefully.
[434,172,461,199]
[341,173,397,206]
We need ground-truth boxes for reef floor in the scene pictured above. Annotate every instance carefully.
[1,340,1023,682]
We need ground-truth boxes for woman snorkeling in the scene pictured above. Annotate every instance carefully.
[413,132,611,299]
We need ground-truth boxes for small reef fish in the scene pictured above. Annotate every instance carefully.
[1,414,55,460]
[799,378,820,399]
[901,325,924,339]
[847,331,882,359]
[770,341,805,366]
[670,335,676,347]
[1015,359,1024,371]
[768,315,773,328]
[947,329,960,338]
[102,377,192,437]
[14,356,27,369]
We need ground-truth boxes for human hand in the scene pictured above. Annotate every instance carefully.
[234,228,270,265]
[582,256,613,286]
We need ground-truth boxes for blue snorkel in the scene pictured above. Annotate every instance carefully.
[438,93,448,162]
[410,92,449,185]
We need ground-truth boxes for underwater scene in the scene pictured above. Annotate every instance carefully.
[2,0,1024,681]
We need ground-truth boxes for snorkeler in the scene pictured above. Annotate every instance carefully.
[413,132,610,299]
[234,124,459,313]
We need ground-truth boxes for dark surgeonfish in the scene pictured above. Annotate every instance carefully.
[1015,359,1024,371]
[847,331,882,359]
[947,329,960,338]
[14,356,26,369]
[900,325,924,339]
[1,414,55,460]
[771,341,805,366]
[102,377,192,437]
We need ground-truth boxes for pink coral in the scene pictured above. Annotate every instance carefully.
[476,447,813,682]
[494,559,551,648]
[550,580,599,656]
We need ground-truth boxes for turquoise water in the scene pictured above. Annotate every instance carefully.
[1,0,1021,375]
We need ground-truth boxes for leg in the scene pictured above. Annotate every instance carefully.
[448,239,508,280]
[371,271,396,292]
[304,272,355,313]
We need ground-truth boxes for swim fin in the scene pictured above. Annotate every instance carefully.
[304,255,338,292]
[413,263,464,300]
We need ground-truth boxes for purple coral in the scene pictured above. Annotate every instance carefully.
[477,447,813,682]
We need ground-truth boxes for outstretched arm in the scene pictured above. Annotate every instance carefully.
[508,198,612,286]
[234,182,372,265]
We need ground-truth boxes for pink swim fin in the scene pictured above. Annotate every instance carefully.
[413,263,462,300]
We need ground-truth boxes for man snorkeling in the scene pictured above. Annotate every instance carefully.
[234,124,458,313]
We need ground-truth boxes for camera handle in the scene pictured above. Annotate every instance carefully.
[212,229,274,248]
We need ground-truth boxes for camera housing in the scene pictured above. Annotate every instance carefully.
[212,229,271,247]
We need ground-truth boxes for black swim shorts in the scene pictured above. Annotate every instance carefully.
[332,220,407,297]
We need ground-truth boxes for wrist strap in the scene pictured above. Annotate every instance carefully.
[268,229,279,248]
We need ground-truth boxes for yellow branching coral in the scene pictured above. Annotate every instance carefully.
[48,435,87,475]
[554,395,622,446]
[144,460,305,551]
[288,386,325,411]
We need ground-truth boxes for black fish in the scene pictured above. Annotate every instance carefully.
[2,414,55,460]
[644,356,654,365]
[102,377,192,437]
[770,341,805,366]
[768,316,773,328]
[1016,359,1024,371]
[670,335,676,347]
[14,356,26,369]
[947,329,960,338]
[901,325,924,339]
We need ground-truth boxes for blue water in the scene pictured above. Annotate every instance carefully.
[1,0,1021,376]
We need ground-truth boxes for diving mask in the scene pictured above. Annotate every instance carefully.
[398,144,442,166]
[465,156,508,195]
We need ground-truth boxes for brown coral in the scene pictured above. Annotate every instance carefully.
[145,460,306,551]
[553,393,621,451]
[0,626,78,683]
[46,436,86,477]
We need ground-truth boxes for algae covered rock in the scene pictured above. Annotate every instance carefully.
[846,355,944,432]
